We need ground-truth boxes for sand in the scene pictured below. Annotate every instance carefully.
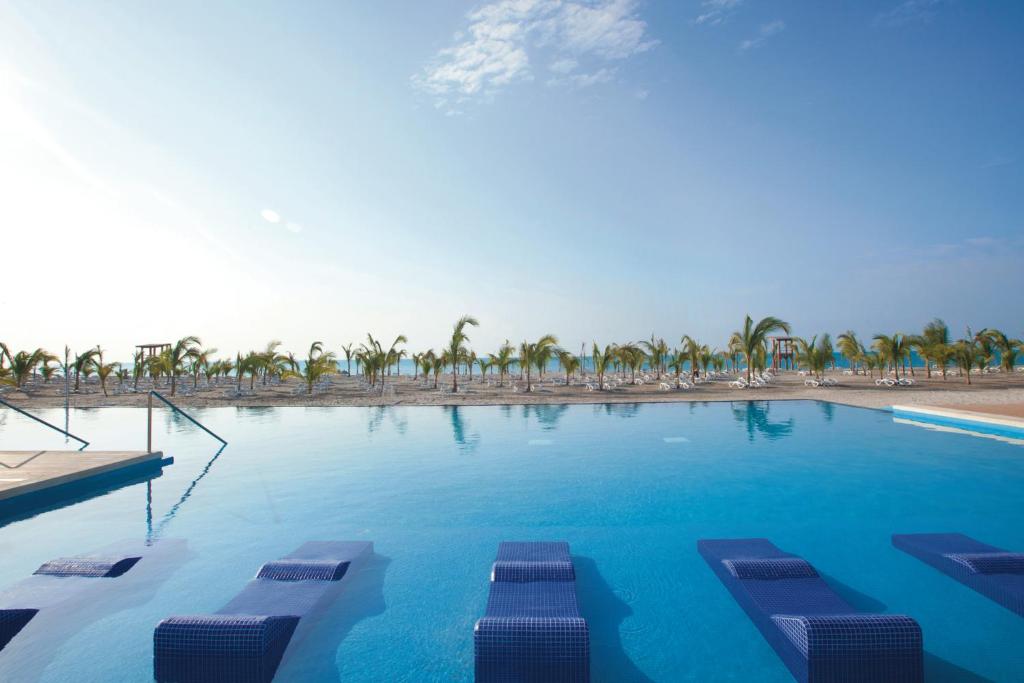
[4,368,1024,414]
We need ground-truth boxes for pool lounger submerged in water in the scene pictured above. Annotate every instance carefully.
[154,541,371,683]
[698,538,923,683]
[0,543,145,652]
[893,533,1024,618]
[475,541,590,683]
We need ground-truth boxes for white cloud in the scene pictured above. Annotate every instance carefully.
[634,88,649,100]
[261,208,281,223]
[414,0,656,111]
[695,0,743,26]
[875,0,946,28]
[739,20,785,52]
[549,57,579,74]
[286,222,303,234]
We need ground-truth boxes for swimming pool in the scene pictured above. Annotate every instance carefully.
[1,401,1021,681]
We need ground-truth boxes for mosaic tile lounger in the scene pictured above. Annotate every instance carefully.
[475,541,590,682]
[154,541,371,683]
[698,538,923,683]
[893,533,1024,618]
[0,543,144,652]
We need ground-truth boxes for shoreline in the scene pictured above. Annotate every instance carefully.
[4,371,1024,414]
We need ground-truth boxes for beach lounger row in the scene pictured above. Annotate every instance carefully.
[2,533,1022,682]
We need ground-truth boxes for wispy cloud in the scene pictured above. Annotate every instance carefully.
[875,0,947,28]
[694,0,743,26]
[414,0,656,112]
[261,208,302,234]
[738,20,785,52]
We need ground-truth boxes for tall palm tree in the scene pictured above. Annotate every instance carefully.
[341,343,355,376]
[979,328,1022,373]
[519,334,558,392]
[728,316,791,383]
[445,315,478,393]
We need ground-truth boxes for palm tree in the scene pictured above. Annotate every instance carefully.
[518,334,558,392]
[917,318,951,378]
[592,342,616,390]
[431,352,445,389]
[420,351,437,387]
[193,347,218,388]
[836,331,864,374]
[40,356,59,384]
[680,336,703,379]
[872,333,906,380]
[557,349,580,385]
[667,350,686,387]
[73,347,100,391]
[289,341,338,394]
[728,316,791,383]
[953,338,981,384]
[445,315,478,393]
[490,341,516,387]
[3,348,48,389]
[96,359,117,397]
[466,350,478,381]
[641,336,669,379]
[165,335,201,395]
[341,343,355,376]
[132,349,145,391]
[979,328,1022,373]
[115,365,129,388]
[795,336,829,380]
[476,356,491,381]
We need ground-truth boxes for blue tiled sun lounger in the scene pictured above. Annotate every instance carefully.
[0,543,144,652]
[474,541,590,682]
[893,533,1024,618]
[154,541,371,683]
[698,538,923,683]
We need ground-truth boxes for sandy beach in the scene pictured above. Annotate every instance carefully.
[4,369,1024,415]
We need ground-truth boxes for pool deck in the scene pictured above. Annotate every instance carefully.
[892,404,1024,436]
[0,450,165,502]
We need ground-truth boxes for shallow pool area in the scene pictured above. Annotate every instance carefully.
[1,400,1022,681]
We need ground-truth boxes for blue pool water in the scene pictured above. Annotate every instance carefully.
[1,401,1022,681]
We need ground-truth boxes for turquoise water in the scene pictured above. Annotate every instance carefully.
[1,401,1022,681]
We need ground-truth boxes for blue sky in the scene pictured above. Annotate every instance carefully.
[1,1,1021,358]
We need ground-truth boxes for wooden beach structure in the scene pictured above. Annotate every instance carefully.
[769,336,796,372]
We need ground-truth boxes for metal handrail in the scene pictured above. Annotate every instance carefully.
[0,396,89,450]
[147,390,227,452]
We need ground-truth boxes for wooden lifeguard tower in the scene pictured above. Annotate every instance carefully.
[136,343,171,359]
[769,336,796,372]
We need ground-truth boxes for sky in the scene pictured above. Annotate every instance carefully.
[2,0,1022,360]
